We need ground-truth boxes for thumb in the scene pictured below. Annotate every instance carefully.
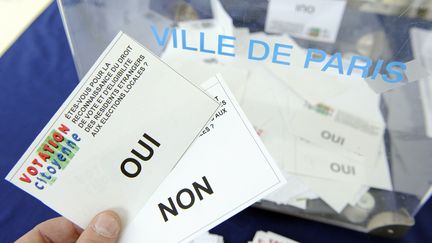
[77,210,121,243]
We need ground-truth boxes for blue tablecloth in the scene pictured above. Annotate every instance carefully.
[1,3,431,243]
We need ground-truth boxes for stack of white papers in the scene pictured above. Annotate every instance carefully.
[265,0,347,43]
[155,0,393,215]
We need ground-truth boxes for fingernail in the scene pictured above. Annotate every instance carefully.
[92,212,120,238]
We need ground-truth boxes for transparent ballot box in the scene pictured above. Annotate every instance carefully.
[57,0,432,238]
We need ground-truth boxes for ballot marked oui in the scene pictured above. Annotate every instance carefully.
[150,25,407,84]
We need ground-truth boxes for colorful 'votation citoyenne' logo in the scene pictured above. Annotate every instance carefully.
[18,124,81,190]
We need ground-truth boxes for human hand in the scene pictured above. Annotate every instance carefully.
[16,210,121,243]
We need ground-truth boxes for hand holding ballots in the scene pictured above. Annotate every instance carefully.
[6,32,286,242]
[6,32,219,227]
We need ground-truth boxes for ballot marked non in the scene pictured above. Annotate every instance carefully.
[120,75,286,243]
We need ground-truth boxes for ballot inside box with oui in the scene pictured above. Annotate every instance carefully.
[57,0,432,238]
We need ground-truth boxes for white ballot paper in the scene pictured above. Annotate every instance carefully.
[120,75,286,243]
[5,32,219,227]
[290,105,383,159]
[265,0,346,43]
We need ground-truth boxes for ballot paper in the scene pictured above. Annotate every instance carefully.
[250,231,298,243]
[239,63,299,169]
[265,136,391,212]
[293,138,366,184]
[290,107,383,159]
[265,0,347,43]
[120,75,286,243]
[5,32,219,228]
[290,137,391,212]
[291,138,391,212]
